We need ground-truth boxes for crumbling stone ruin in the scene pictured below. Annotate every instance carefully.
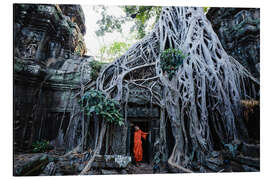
[14,4,91,152]
[13,5,260,176]
[207,7,260,143]
[207,8,260,79]
[13,4,164,175]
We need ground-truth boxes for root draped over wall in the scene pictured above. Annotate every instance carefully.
[96,7,259,170]
[27,7,259,173]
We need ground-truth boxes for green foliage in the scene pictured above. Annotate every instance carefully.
[89,60,106,81]
[160,48,186,80]
[32,140,50,153]
[98,41,130,62]
[94,5,161,40]
[108,42,129,59]
[203,7,210,13]
[94,6,126,37]
[95,6,209,39]
[79,90,124,126]
[123,6,162,39]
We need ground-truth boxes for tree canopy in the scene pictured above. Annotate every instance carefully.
[95,6,209,40]
[93,6,210,62]
[94,5,161,40]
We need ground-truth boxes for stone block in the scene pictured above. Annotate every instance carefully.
[92,155,131,169]
[14,154,49,176]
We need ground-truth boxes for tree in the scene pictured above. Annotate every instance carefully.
[94,5,126,37]
[97,41,130,62]
[60,6,258,173]
[78,90,123,175]
[94,5,161,40]
[96,7,259,171]
[95,6,209,40]
[123,6,162,39]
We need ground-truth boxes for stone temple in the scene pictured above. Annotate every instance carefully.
[13,4,260,175]
[14,4,171,167]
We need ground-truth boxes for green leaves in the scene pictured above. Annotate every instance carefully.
[108,42,129,56]
[94,6,125,37]
[94,5,161,40]
[98,41,130,62]
[78,90,124,126]
[123,6,162,39]
[89,60,106,81]
[32,140,50,153]
[160,48,186,80]
[203,7,210,14]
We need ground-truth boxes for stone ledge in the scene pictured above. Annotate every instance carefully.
[92,155,132,169]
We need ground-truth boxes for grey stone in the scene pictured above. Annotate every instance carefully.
[204,157,223,172]
[127,106,159,118]
[204,162,222,172]
[207,8,260,79]
[101,169,119,175]
[92,155,132,169]
[14,154,49,176]
[240,143,260,157]
[42,162,56,176]
[206,157,223,166]
[242,165,259,172]
[14,4,90,152]
[199,166,207,173]
[120,169,128,174]
[234,155,259,168]
[86,169,101,175]
[77,163,85,172]
[211,151,220,158]
[55,172,64,176]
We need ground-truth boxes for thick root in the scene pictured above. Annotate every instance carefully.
[96,7,259,170]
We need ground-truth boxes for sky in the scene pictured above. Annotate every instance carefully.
[81,5,136,58]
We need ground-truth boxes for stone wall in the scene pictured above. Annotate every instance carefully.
[14,4,87,64]
[13,4,90,151]
[13,4,162,155]
[14,56,93,151]
[207,8,260,79]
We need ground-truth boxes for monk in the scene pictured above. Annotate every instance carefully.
[133,125,149,166]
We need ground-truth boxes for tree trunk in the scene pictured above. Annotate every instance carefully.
[97,7,259,170]
[80,120,107,175]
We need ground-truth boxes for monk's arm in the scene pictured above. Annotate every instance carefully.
[141,130,150,140]
[141,131,149,135]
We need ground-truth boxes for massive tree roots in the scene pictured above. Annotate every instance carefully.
[42,7,260,174]
[96,7,259,171]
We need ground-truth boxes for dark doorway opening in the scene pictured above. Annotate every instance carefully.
[130,121,151,163]
[42,112,70,141]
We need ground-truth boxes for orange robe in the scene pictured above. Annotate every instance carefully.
[133,129,148,162]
